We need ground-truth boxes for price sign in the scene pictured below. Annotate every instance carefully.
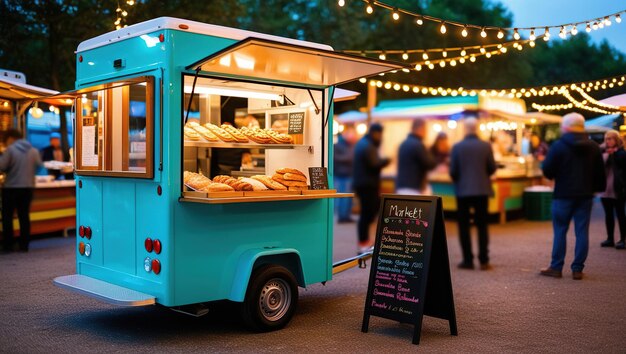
[288,112,305,135]
[308,167,329,190]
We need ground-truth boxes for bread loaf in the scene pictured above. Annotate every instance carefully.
[272,174,308,187]
[251,175,288,190]
[276,167,305,176]
[283,172,307,182]
[239,177,268,191]
[213,175,254,191]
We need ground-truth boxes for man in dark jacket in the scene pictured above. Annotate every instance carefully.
[353,123,390,254]
[396,118,436,195]
[40,132,72,179]
[0,129,42,252]
[450,118,497,270]
[334,130,355,222]
[540,113,606,280]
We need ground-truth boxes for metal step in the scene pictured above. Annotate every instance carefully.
[53,274,156,307]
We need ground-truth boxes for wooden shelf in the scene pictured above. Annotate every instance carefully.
[179,192,353,205]
[184,139,310,150]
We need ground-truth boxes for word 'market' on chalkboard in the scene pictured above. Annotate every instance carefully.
[308,167,329,190]
[362,195,457,345]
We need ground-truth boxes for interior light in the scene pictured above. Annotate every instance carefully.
[184,86,283,102]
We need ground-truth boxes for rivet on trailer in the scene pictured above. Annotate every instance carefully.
[52,17,404,331]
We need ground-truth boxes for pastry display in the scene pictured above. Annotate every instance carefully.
[204,123,236,142]
[251,175,288,190]
[240,127,272,144]
[272,167,309,190]
[271,174,308,187]
[190,124,219,142]
[221,124,249,143]
[213,175,254,191]
[266,129,294,144]
[184,127,200,141]
[283,172,307,182]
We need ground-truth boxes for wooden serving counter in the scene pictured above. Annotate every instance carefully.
[0,180,76,240]
[180,190,353,204]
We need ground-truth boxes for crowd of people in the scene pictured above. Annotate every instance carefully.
[336,112,625,279]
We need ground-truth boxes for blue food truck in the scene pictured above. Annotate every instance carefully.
[53,17,401,331]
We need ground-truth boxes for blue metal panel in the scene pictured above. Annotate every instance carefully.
[76,178,103,269]
[172,199,330,305]
[102,181,136,274]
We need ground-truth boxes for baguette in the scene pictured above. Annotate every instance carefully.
[191,125,219,142]
[272,174,308,187]
[283,172,307,182]
[239,177,268,191]
[204,123,236,142]
[184,127,201,141]
[251,175,288,190]
[221,124,249,143]
[213,175,254,191]
[275,167,305,176]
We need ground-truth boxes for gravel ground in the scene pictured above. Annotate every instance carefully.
[0,200,624,353]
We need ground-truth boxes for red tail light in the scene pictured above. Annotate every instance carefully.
[79,226,85,237]
[85,227,92,239]
[151,259,161,275]
[145,238,153,253]
[153,239,162,254]
[78,242,85,255]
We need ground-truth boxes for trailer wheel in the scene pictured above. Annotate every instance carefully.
[241,265,298,332]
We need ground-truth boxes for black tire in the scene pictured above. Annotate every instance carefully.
[241,264,298,332]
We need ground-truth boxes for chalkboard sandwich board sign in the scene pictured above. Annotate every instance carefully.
[361,194,457,345]
[308,167,329,190]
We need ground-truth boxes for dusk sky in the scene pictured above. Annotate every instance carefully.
[496,0,626,53]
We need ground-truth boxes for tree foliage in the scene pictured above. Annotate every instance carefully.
[0,0,624,117]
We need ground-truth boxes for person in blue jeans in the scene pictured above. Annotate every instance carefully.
[334,130,356,222]
[540,113,606,280]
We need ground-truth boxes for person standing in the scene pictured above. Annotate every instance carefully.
[0,129,42,252]
[450,118,497,270]
[396,118,436,195]
[334,129,355,223]
[540,113,606,280]
[40,132,72,179]
[353,123,390,254]
[598,130,626,250]
[530,133,549,162]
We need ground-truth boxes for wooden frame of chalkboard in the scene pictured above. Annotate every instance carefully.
[361,194,457,345]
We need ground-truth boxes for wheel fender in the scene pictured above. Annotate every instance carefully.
[229,248,302,302]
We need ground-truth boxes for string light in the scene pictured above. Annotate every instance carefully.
[112,0,134,29]
[571,25,578,36]
[342,1,625,43]
[440,22,447,34]
[378,52,386,60]
[392,7,400,21]
[559,26,566,39]
[513,29,520,40]
[402,52,409,60]
[543,27,550,41]
[532,103,574,112]
[529,29,536,41]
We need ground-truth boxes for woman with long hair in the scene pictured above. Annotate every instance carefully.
[599,130,626,249]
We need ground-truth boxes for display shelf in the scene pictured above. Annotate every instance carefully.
[184,139,310,150]
[179,192,353,204]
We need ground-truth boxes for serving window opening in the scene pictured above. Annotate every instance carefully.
[75,76,154,178]
[181,74,325,196]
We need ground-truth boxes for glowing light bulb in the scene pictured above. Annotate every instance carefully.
[529,29,536,41]
[592,21,599,30]
[450,59,457,66]
[338,0,345,7]
[461,26,468,37]
[480,47,486,54]
[559,26,566,39]
[442,51,447,58]
[460,49,466,56]
[605,17,611,26]
[517,44,523,51]
[513,29,520,40]
[480,27,487,38]
[616,14,622,23]
[416,16,423,25]
[379,53,386,60]
[392,8,399,21]
[428,63,435,70]
[497,30,504,39]
[485,52,492,58]
[530,40,536,47]
[126,0,135,5]
[422,53,429,60]
[415,64,422,71]
[439,61,446,68]
[122,10,128,17]
[571,25,578,35]
[116,7,121,12]
[586,23,592,32]
[402,52,409,60]
[543,27,550,41]
[500,47,507,53]
[440,22,447,34]
[470,56,476,62]
[366,4,373,14]
[459,57,466,64]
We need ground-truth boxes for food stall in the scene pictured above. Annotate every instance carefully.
[337,95,562,223]
[0,69,76,240]
[52,17,402,331]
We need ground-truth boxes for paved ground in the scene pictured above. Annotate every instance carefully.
[0,201,625,353]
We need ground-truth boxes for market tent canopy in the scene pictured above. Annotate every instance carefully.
[585,113,620,132]
[333,88,360,102]
[600,93,626,109]
[186,38,405,88]
[0,75,73,106]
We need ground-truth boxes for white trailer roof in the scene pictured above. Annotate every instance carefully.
[77,17,332,53]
